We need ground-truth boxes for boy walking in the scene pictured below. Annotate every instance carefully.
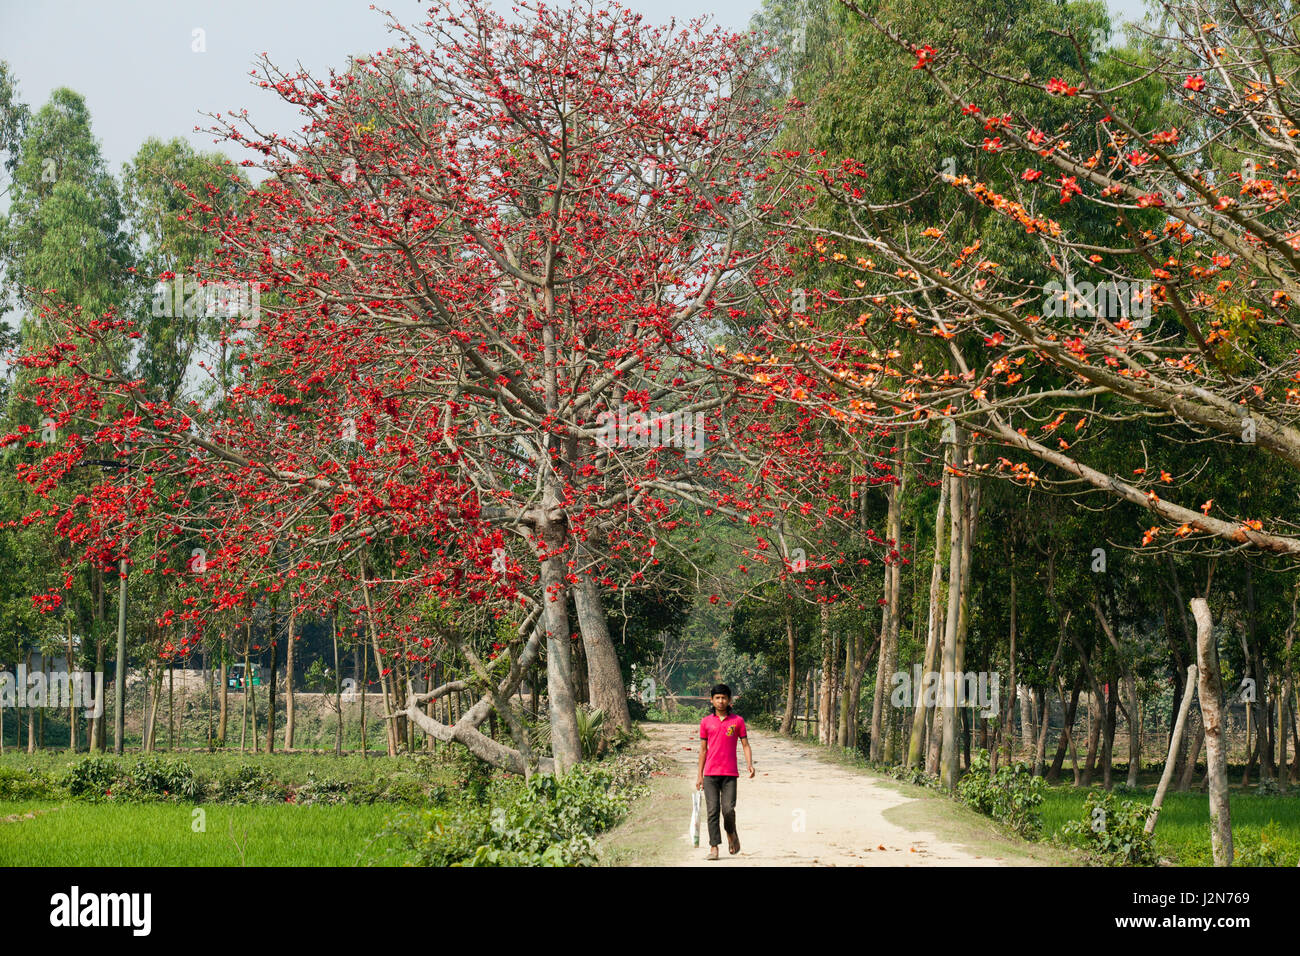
[695,683,754,860]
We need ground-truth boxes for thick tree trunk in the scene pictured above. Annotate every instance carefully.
[571,547,632,733]
[538,512,582,772]
[1191,598,1232,865]
[1148,664,1197,835]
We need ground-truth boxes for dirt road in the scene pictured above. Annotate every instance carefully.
[609,724,1045,867]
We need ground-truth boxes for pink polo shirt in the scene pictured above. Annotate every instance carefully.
[699,713,747,776]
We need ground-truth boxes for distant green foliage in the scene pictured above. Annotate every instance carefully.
[1060,791,1157,866]
[47,751,447,805]
[955,750,1045,838]
[644,705,706,724]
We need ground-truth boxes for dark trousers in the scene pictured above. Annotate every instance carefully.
[702,775,737,847]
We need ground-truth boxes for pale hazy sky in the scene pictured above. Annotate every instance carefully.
[1,0,1150,179]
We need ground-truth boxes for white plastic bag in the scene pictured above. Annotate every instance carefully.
[689,789,702,846]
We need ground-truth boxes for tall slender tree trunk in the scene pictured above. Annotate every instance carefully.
[780,606,797,736]
[25,650,35,754]
[1191,598,1232,865]
[333,612,343,756]
[264,636,277,755]
[1178,715,1203,792]
[1103,682,1117,790]
[910,470,948,768]
[1083,689,1101,785]
[359,633,368,757]
[818,605,833,745]
[359,560,398,757]
[284,608,296,751]
[66,621,76,754]
[241,625,250,753]
[217,631,228,748]
[1148,665,1197,835]
[953,459,978,771]
[1048,670,1084,783]
[1244,565,1274,781]
[939,427,966,789]
[998,560,1017,771]
[89,568,105,752]
[877,469,905,761]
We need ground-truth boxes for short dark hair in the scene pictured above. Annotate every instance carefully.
[710,684,732,699]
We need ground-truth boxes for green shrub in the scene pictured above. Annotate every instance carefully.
[955,750,1045,838]
[213,764,287,803]
[292,771,351,806]
[0,765,62,800]
[61,755,120,800]
[120,756,198,800]
[387,753,653,867]
[1234,821,1294,866]
[1060,791,1157,865]
[888,764,938,788]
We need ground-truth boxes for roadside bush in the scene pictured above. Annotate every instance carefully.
[955,750,1045,839]
[888,764,939,789]
[1060,791,1157,865]
[387,753,652,867]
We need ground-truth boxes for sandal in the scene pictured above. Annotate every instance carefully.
[728,831,740,855]
[707,846,719,861]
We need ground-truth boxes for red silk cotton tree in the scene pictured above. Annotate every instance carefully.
[8,0,803,772]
